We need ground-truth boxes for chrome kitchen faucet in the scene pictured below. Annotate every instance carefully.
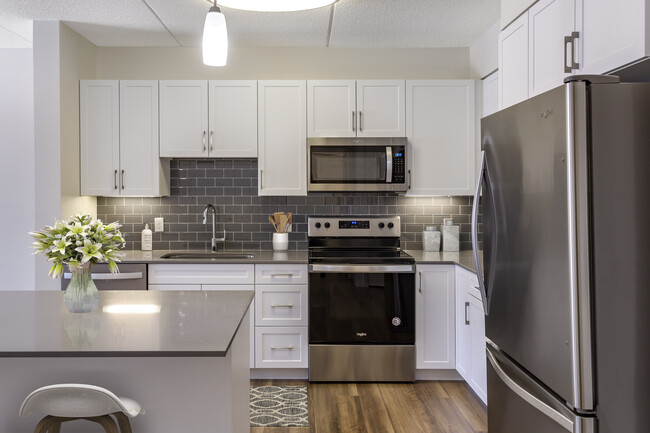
[202,204,226,252]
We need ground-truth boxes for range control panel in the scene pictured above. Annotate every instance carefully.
[308,216,401,237]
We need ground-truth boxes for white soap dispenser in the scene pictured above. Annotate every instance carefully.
[141,223,153,251]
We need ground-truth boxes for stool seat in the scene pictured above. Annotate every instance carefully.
[20,384,141,433]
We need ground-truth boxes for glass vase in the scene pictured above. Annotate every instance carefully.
[64,263,100,313]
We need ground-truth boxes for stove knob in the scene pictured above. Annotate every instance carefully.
[315,222,321,228]
[378,222,385,229]
[387,222,394,229]
[324,222,330,229]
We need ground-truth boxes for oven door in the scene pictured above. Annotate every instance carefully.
[308,264,415,344]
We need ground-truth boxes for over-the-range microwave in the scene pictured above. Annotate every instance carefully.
[307,137,408,193]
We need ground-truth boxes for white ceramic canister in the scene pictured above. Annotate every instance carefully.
[422,226,441,252]
[272,232,289,251]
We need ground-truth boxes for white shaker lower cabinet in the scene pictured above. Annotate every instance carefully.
[253,264,309,370]
[406,80,476,196]
[257,81,307,196]
[455,266,487,404]
[415,265,456,369]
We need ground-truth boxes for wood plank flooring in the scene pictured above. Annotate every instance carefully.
[251,380,487,433]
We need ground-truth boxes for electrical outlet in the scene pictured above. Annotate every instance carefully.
[154,217,164,232]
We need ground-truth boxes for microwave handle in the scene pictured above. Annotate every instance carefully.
[386,147,393,183]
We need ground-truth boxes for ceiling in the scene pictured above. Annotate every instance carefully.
[0,0,500,49]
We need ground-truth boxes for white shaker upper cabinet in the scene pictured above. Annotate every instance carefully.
[482,72,499,118]
[356,80,406,137]
[80,80,119,196]
[258,81,307,196]
[159,80,209,158]
[208,80,257,158]
[406,80,476,196]
[307,80,356,137]
[580,0,649,74]
[499,12,529,109]
[528,0,576,97]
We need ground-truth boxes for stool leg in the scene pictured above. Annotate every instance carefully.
[85,415,120,433]
[33,415,58,433]
[112,412,133,433]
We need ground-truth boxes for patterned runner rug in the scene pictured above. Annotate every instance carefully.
[250,385,309,427]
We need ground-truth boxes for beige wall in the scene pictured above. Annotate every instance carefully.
[97,46,471,79]
[60,23,97,219]
[501,0,536,29]
[470,21,500,79]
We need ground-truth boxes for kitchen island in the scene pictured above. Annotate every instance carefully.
[0,290,253,433]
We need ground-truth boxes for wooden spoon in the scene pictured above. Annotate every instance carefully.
[268,215,279,232]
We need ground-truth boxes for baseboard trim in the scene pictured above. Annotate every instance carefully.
[251,368,309,380]
[415,369,463,381]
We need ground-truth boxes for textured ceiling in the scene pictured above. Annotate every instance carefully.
[0,0,500,49]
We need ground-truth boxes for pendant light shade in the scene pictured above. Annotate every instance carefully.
[202,4,228,66]
[218,0,337,12]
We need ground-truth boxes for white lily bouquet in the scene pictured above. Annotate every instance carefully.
[30,214,125,278]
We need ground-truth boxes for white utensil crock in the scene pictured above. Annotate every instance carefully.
[272,233,289,251]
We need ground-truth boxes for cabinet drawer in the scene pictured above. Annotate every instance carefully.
[255,264,308,285]
[255,285,307,326]
[203,284,254,292]
[255,327,308,368]
[148,284,201,291]
[149,264,254,285]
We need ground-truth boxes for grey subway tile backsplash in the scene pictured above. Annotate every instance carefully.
[97,159,483,251]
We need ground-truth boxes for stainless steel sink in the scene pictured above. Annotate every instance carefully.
[160,252,255,260]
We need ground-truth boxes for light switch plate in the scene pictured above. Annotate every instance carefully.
[154,217,164,232]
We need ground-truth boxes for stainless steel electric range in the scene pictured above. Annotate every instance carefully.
[308,216,416,382]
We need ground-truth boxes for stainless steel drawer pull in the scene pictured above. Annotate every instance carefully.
[271,273,294,277]
[465,301,470,325]
[63,272,143,281]
[271,304,294,308]
[271,346,294,350]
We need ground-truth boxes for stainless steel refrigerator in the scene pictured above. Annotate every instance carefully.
[471,75,650,433]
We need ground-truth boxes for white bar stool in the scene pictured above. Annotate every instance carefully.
[19,384,142,433]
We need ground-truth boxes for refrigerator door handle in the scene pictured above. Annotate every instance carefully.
[486,347,574,432]
[472,152,490,315]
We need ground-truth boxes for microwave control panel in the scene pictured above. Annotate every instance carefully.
[391,147,406,184]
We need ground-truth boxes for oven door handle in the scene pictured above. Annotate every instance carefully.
[309,264,415,273]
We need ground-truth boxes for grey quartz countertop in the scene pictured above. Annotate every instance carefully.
[0,290,253,357]
[404,250,481,273]
[118,249,309,264]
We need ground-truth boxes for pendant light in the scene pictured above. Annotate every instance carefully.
[218,0,337,12]
[202,1,228,66]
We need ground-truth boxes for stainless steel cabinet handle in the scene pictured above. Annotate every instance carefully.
[271,273,294,277]
[121,170,125,190]
[465,301,470,325]
[271,304,294,308]
[563,35,572,73]
[570,31,580,70]
[408,169,412,189]
[202,130,206,152]
[114,170,118,190]
[210,130,214,152]
[271,346,294,350]
[418,271,422,293]
[359,111,363,131]
[260,170,263,189]
[352,111,356,132]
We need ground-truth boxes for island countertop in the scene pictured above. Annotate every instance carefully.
[0,290,253,357]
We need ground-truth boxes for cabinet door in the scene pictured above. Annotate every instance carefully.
[499,12,529,109]
[356,80,406,137]
[482,71,499,118]
[119,80,165,196]
[416,265,455,369]
[258,81,307,196]
[406,80,475,196]
[455,271,471,381]
[528,0,575,97]
[307,80,356,137]
[580,0,648,74]
[159,80,208,158]
[468,290,487,404]
[80,80,119,196]
[208,80,257,157]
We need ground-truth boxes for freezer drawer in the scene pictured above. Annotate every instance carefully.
[486,344,596,433]
[61,263,147,290]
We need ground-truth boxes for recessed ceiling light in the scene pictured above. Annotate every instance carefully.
[218,0,337,12]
